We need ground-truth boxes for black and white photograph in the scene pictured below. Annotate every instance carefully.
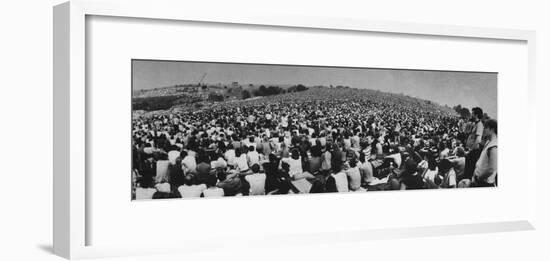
[131,60,498,200]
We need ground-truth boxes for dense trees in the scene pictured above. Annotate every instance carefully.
[242,90,252,99]
[254,85,286,96]
[453,104,471,119]
[133,84,311,111]
[208,93,224,102]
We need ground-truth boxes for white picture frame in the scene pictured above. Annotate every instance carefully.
[53,0,537,259]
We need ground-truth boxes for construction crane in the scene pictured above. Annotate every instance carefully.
[198,73,207,87]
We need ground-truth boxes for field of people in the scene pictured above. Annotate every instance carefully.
[131,86,497,200]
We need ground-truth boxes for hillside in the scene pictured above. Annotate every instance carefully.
[134,86,457,119]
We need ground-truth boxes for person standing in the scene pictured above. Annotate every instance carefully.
[472,119,498,187]
[466,107,484,151]
[464,107,485,180]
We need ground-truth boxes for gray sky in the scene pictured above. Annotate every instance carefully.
[132,60,497,117]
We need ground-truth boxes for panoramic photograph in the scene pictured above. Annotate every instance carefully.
[131,60,498,200]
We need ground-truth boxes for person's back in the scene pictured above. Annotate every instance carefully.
[346,166,362,191]
[167,150,180,165]
[263,156,281,193]
[351,135,360,149]
[216,170,242,196]
[203,175,224,198]
[195,162,211,183]
[211,157,227,170]
[203,187,224,197]
[135,187,157,200]
[224,149,236,167]
[343,138,352,151]
[232,140,242,150]
[359,159,374,185]
[440,168,457,188]
[154,182,171,193]
[178,184,206,198]
[331,171,349,192]
[247,149,260,166]
[289,156,303,174]
[245,172,267,195]
[321,150,332,171]
[451,156,466,180]
[260,141,272,156]
[235,153,249,172]
[181,154,197,174]
[178,174,206,198]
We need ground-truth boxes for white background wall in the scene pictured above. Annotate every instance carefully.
[0,0,548,260]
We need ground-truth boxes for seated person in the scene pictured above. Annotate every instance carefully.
[244,164,267,195]
[400,158,425,190]
[234,148,250,173]
[438,159,457,188]
[331,160,349,193]
[152,191,173,199]
[358,152,374,185]
[202,174,224,197]
[135,179,157,200]
[216,170,243,196]
[263,154,282,194]
[281,149,314,193]
[346,159,363,191]
[177,174,206,198]
[449,147,466,181]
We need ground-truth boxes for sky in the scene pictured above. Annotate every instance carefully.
[132,60,498,117]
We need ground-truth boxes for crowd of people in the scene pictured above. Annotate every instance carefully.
[131,88,498,200]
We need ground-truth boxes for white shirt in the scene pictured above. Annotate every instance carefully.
[235,154,249,171]
[224,149,236,166]
[247,151,260,166]
[474,138,498,184]
[135,187,156,200]
[202,187,225,197]
[167,150,180,165]
[319,137,327,147]
[178,184,207,198]
[332,171,349,192]
[281,116,288,127]
[424,168,438,182]
[155,182,171,193]
[245,173,267,195]
[155,160,170,183]
[284,157,303,177]
[181,155,197,174]
[211,157,228,169]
